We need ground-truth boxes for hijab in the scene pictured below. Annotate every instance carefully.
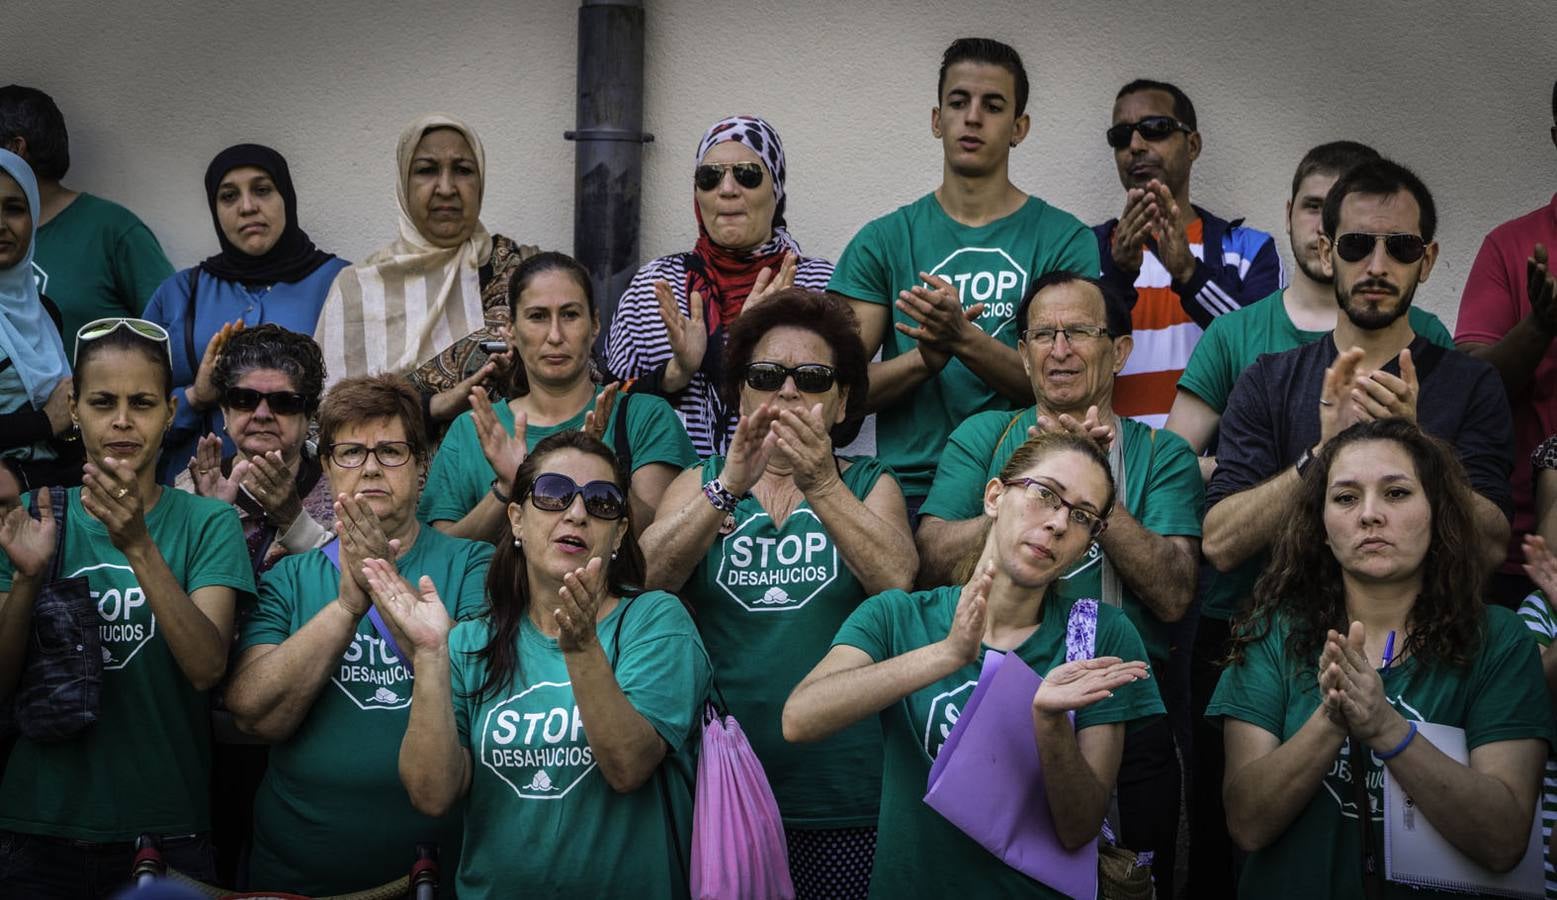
[0,149,69,408]
[314,114,493,388]
[686,115,802,333]
[199,143,336,287]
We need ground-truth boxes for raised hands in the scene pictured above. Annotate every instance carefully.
[582,382,621,442]
[943,561,993,666]
[470,385,526,497]
[188,434,244,503]
[896,271,980,354]
[1318,348,1367,446]
[719,403,781,495]
[429,357,501,424]
[1029,404,1115,453]
[335,492,403,614]
[0,488,57,579]
[1145,181,1196,283]
[742,252,798,314]
[1318,622,1399,744]
[1523,534,1557,608]
[81,457,151,552]
[555,556,610,654]
[360,558,452,655]
[657,281,707,393]
[1033,656,1149,715]
[1350,349,1418,425]
[242,449,304,525]
[1110,188,1153,274]
[772,402,837,493]
[43,377,72,437]
[1528,243,1557,336]
[188,320,245,411]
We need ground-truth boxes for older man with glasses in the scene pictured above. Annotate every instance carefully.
[915,269,1203,900]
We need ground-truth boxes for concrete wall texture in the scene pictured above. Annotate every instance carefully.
[6,0,1554,327]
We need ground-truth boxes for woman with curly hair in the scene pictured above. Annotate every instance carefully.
[1210,418,1553,898]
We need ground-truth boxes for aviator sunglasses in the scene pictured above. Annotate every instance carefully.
[694,161,765,192]
[527,472,628,521]
[223,387,310,416]
[1105,115,1194,149]
[743,362,837,394]
[1331,232,1428,265]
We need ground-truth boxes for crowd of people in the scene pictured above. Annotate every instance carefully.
[0,34,1553,900]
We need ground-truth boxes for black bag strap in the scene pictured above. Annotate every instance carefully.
[1350,736,1384,900]
[611,392,633,476]
[30,485,68,582]
[184,266,200,376]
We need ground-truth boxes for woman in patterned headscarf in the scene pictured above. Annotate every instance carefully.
[314,114,538,435]
[605,116,835,457]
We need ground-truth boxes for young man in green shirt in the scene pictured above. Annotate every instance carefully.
[916,270,1201,898]
[0,85,173,345]
[828,38,1098,513]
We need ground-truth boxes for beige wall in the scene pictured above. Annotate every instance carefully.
[7,0,1555,325]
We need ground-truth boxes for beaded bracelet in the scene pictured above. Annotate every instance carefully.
[1375,720,1418,761]
[702,478,742,513]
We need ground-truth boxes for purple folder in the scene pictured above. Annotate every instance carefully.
[924,650,1098,899]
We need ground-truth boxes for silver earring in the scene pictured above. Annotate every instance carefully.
[611,551,618,561]
[513,538,522,549]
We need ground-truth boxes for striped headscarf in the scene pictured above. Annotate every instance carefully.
[315,113,492,389]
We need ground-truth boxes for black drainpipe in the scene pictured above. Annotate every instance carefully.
[566,0,652,357]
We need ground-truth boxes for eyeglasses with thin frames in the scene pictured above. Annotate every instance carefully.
[1002,477,1108,537]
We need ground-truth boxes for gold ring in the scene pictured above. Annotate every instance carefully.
[114,487,128,499]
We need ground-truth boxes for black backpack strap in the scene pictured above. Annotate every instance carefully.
[612,392,633,475]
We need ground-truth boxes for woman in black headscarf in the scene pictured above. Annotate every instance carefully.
[146,143,348,481]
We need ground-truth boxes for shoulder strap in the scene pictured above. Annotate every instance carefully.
[319,539,413,673]
[1065,598,1099,664]
[611,392,633,475]
[183,267,200,375]
[36,486,68,582]
[993,409,1028,453]
[1350,737,1383,900]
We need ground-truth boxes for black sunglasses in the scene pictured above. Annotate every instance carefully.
[1105,115,1193,149]
[694,162,764,192]
[223,387,309,416]
[1332,232,1428,265]
[527,472,627,521]
[744,362,836,394]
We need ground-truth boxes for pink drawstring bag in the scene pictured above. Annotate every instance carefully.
[690,702,796,900]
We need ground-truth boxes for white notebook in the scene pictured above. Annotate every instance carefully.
[1382,721,1544,899]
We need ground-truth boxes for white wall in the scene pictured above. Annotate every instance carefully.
[6,0,1554,325]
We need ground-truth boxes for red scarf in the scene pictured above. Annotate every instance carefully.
[685,229,793,335]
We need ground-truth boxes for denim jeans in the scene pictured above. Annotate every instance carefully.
[0,829,216,899]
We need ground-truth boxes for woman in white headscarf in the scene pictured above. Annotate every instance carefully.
[0,148,75,501]
[315,114,537,433]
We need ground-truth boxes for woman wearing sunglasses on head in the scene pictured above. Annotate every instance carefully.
[1210,420,1551,899]
[420,252,694,543]
[605,115,836,457]
[0,150,81,503]
[224,373,493,895]
[0,317,255,897]
[782,430,1163,899]
[640,288,915,898]
[144,144,349,483]
[368,430,710,898]
[175,324,334,575]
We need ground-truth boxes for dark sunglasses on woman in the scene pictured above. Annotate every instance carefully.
[1332,232,1428,265]
[694,161,764,192]
[223,387,310,416]
[744,362,836,394]
[527,472,627,521]
[1104,115,1193,149]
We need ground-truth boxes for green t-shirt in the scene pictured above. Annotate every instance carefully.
[239,526,494,895]
[1207,607,1555,900]
[1177,288,1456,418]
[1178,290,1455,622]
[0,487,254,840]
[1514,592,1557,900]
[449,590,711,898]
[920,412,1203,665]
[685,455,889,828]
[419,387,696,525]
[828,193,1100,497]
[33,192,174,350]
[833,585,1163,898]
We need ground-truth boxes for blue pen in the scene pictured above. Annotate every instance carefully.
[1381,630,1396,671]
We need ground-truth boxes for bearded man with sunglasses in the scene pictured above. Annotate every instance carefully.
[1189,158,1514,895]
[828,37,1098,518]
[1095,80,1282,429]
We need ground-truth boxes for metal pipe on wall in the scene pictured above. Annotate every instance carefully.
[566,0,652,355]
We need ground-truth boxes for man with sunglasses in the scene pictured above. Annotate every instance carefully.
[916,270,1202,899]
[1095,79,1282,429]
[1453,79,1557,608]
[828,37,1098,517]
[1194,158,1514,892]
